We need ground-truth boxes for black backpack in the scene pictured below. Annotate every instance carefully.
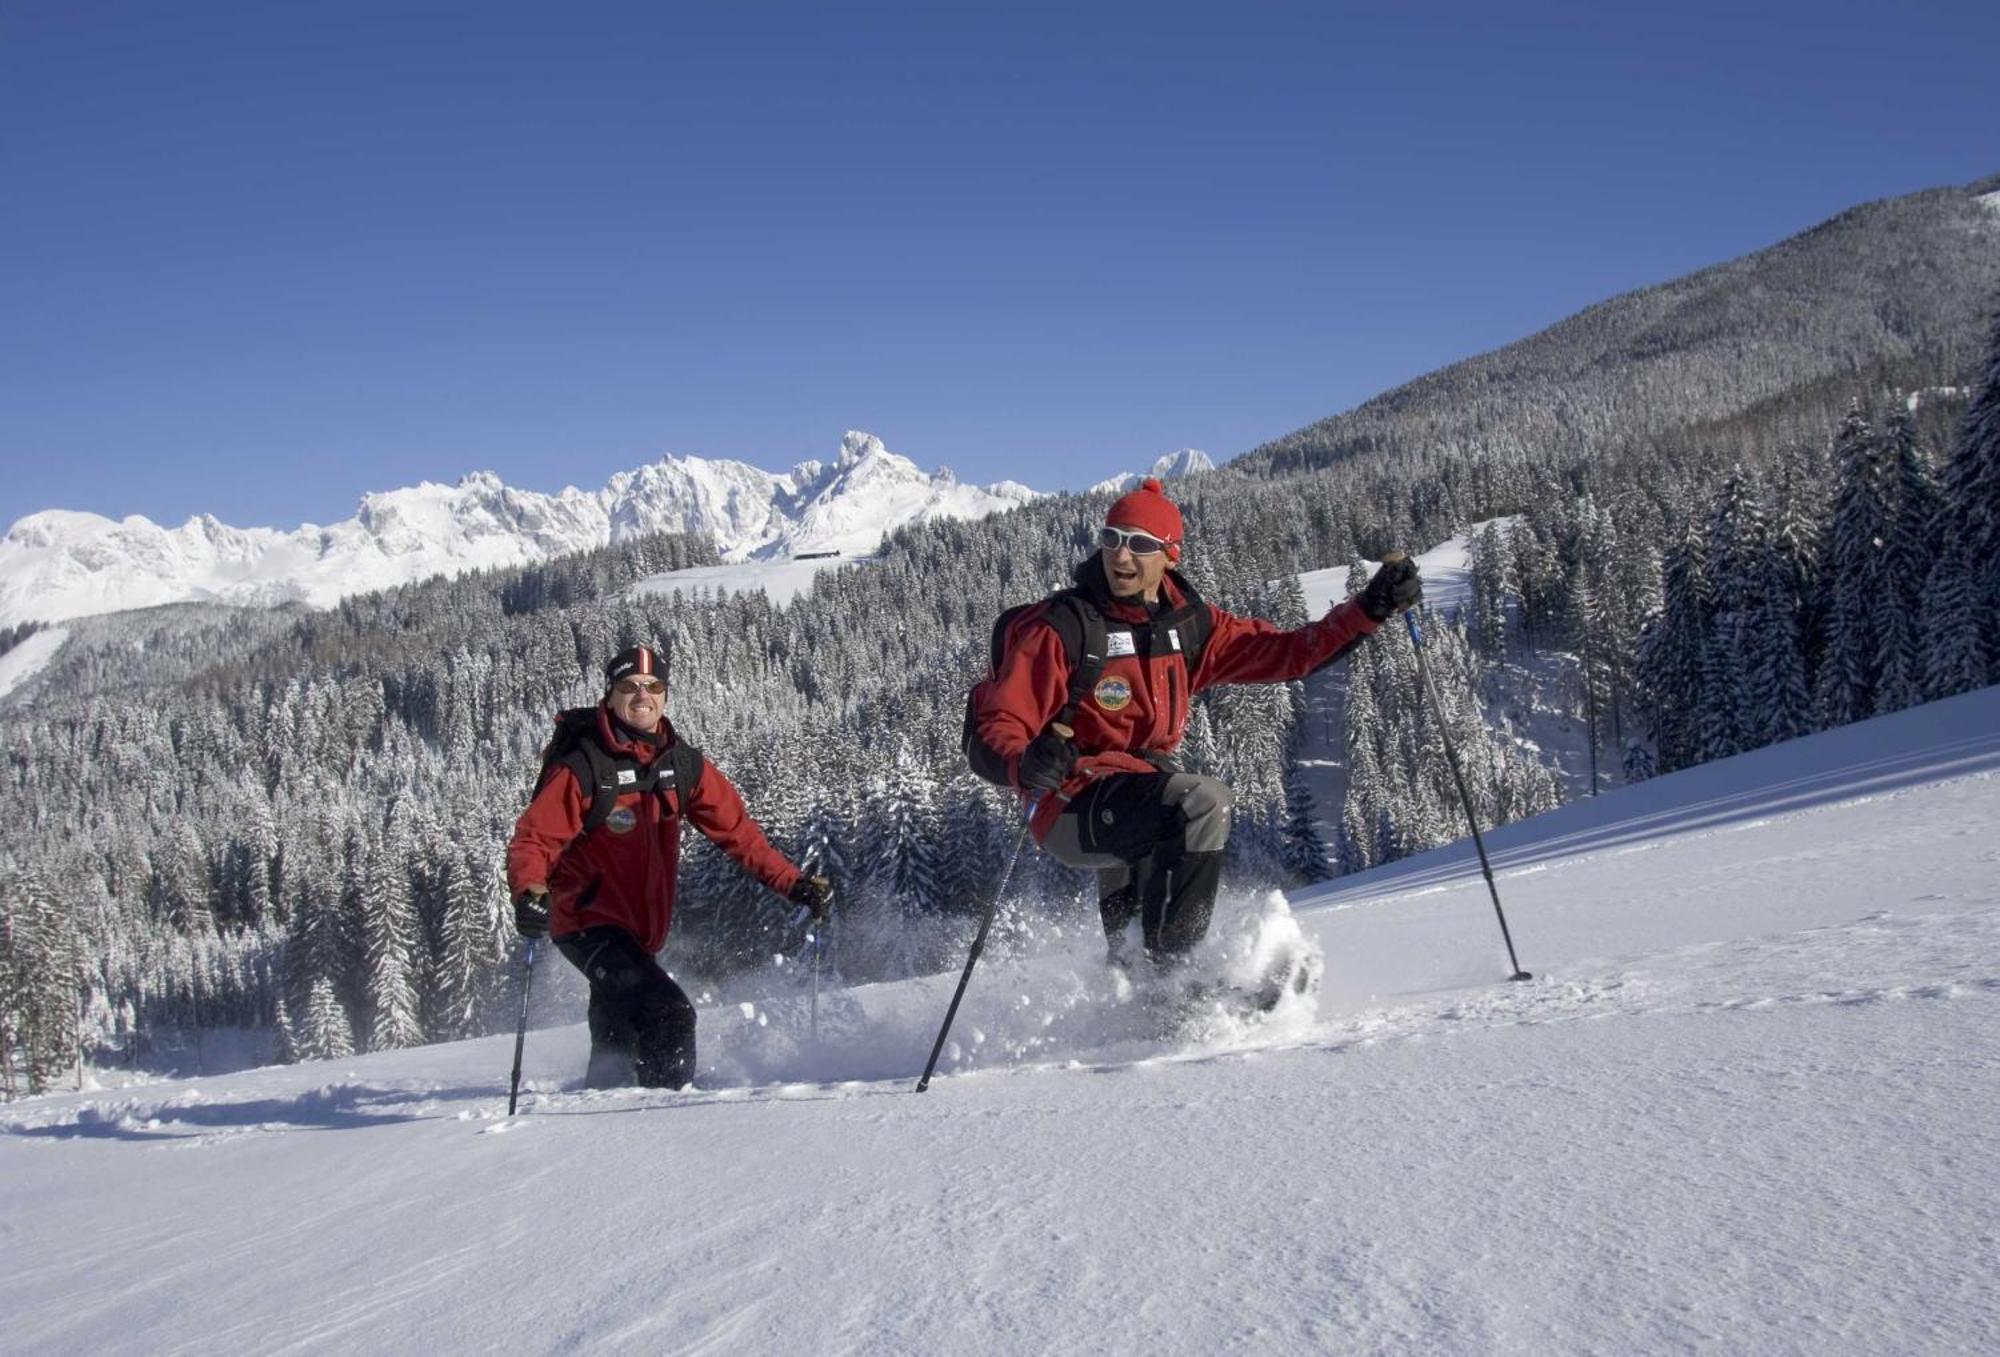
[961,578,1211,787]
[534,708,708,831]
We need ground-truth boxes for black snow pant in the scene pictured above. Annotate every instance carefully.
[552,926,698,1090]
[1041,771,1231,962]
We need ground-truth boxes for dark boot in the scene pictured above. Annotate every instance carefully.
[1147,849,1224,959]
[631,983,698,1090]
[1099,879,1141,958]
[583,1002,638,1089]
[584,1043,637,1090]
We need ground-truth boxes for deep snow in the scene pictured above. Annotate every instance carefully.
[4,685,1996,1353]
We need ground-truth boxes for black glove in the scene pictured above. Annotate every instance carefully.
[1359,554,1423,622]
[788,874,832,921]
[1017,728,1077,792]
[512,888,551,939]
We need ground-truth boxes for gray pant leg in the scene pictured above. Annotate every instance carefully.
[1160,773,1231,853]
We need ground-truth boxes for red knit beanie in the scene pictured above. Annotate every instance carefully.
[1105,477,1183,561]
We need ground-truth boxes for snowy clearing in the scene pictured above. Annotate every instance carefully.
[0,626,68,703]
[1297,521,1495,621]
[625,554,866,607]
[3,687,1997,1354]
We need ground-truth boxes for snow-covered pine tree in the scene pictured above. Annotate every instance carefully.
[428,851,491,1040]
[1815,403,1890,728]
[1637,525,1709,773]
[1872,402,1937,714]
[360,820,423,1052]
[1757,466,1821,744]
[1279,750,1333,884]
[1745,538,1813,747]
[1935,301,2000,688]
[1921,535,1988,699]
[1338,631,1389,874]
[1469,520,1511,659]
[296,974,354,1062]
[1697,472,1766,761]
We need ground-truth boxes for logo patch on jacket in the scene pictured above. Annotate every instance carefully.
[604,807,638,834]
[1105,631,1137,658]
[1094,676,1133,711]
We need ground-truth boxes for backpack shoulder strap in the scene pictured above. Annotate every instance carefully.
[1164,570,1212,674]
[1046,589,1107,727]
[538,709,627,833]
[666,736,707,815]
[568,736,622,833]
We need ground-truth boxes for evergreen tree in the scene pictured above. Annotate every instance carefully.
[1921,536,1988,699]
[0,866,80,1093]
[1637,527,1709,773]
[1872,403,1936,714]
[1698,473,1765,761]
[360,827,423,1052]
[296,975,355,1062]
[1936,302,2000,687]
[1815,404,1890,727]
[1469,520,1511,659]
[1279,752,1333,884]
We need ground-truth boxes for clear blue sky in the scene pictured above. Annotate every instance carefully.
[1,0,1994,530]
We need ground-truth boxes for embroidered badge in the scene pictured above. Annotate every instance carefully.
[1094,676,1133,711]
[1105,631,1137,658]
[605,807,639,834]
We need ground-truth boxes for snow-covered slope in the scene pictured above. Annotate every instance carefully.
[1296,520,1492,619]
[0,432,1040,628]
[0,626,68,703]
[1089,447,1215,495]
[5,687,1997,1353]
[626,556,858,607]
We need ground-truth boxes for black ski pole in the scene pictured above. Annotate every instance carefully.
[916,741,1066,1094]
[507,937,539,1115]
[810,911,823,1044]
[1402,604,1533,982]
[789,899,828,1044]
[915,815,1033,1091]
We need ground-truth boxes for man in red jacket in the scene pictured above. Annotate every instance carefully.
[972,478,1420,965]
[507,644,829,1089]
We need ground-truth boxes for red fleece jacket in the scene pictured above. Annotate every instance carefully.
[506,707,800,952]
[973,564,1378,840]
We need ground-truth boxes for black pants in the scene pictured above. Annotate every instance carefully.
[553,926,698,1090]
[1042,771,1231,960]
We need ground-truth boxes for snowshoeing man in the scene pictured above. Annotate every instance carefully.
[506,645,830,1089]
[969,478,1420,969]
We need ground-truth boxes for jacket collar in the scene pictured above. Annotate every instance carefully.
[596,703,672,762]
[1072,554,1191,622]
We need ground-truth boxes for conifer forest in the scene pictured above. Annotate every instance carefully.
[2,278,1997,1096]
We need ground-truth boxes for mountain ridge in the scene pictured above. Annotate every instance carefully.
[0,432,1039,627]
[1236,176,2000,478]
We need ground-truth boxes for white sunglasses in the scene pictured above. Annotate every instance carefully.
[1098,525,1169,556]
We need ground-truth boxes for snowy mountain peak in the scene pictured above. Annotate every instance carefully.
[837,429,888,465]
[0,432,1044,627]
[1090,448,1216,495]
